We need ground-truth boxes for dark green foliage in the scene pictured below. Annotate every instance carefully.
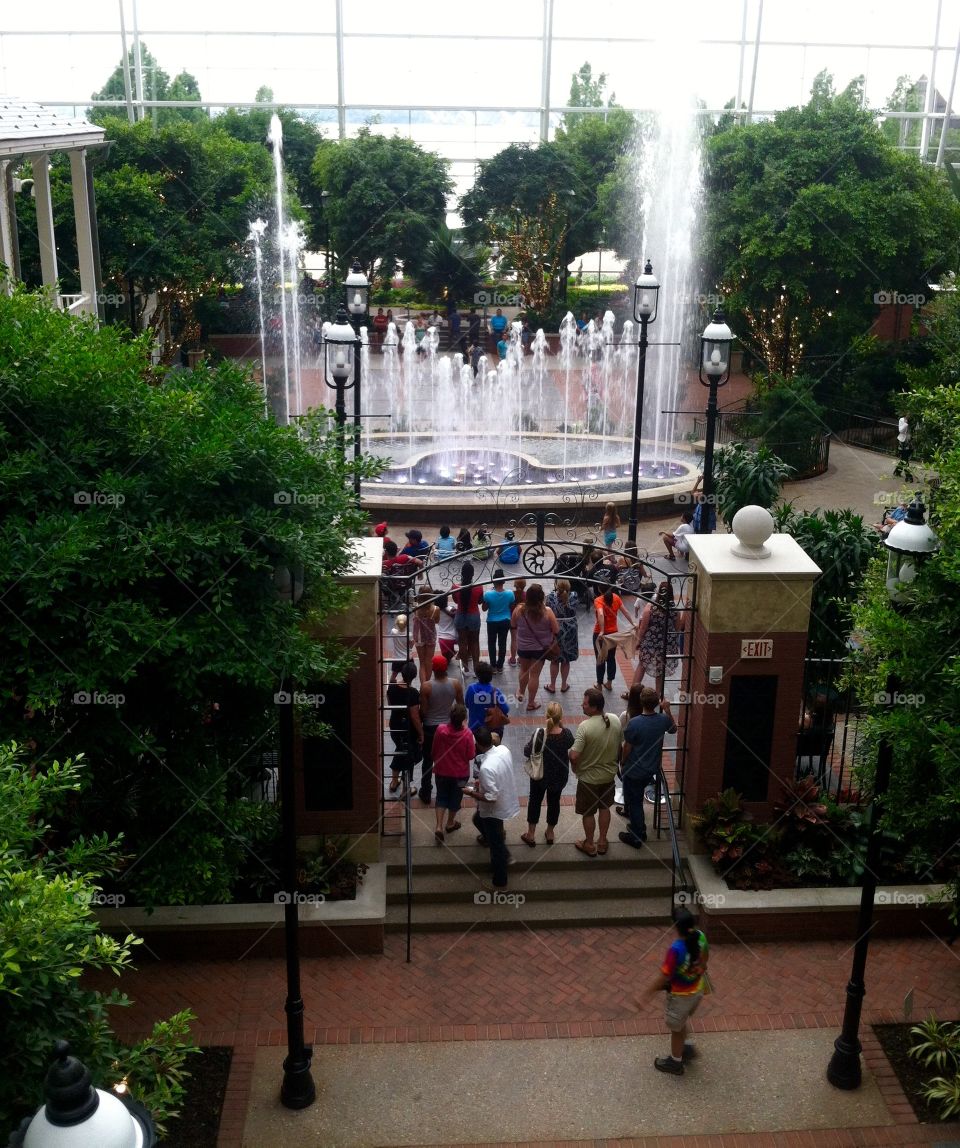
[310,128,451,286]
[408,225,487,306]
[0,744,198,1134]
[0,290,376,907]
[713,443,793,525]
[773,504,878,655]
[702,72,960,377]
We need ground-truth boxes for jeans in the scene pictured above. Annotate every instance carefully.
[472,810,509,887]
[419,725,439,801]
[622,772,655,842]
[527,777,562,827]
[593,632,617,684]
[486,618,511,668]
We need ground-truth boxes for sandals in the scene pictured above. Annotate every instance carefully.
[560,685,570,693]
[544,685,556,694]
[388,779,401,793]
[544,832,555,845]
[603,681,613,691]
[445,821,462,833]
[596,840,609,855]
[520,833,537,848]
[575,840,598,857]
[526,702,541,711]
[434,829,444,844]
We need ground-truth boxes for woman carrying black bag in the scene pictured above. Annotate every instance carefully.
[386,661,423,794]
[519,700,573,847]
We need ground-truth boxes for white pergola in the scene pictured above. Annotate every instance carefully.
[0,96,105,318]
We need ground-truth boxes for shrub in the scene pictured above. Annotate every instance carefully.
[0,743,198,1134]
[713,443,793,526]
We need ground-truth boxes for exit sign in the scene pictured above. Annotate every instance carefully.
[741,639,774,659]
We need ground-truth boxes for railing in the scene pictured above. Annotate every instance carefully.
[58,292,92,315]
[797,655,867,802]
[824,409,899,455]
[690,414,831,478]
[653,764,691,910]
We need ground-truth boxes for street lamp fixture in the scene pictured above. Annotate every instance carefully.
[627,259,660,545]
[697,308,735,535]
[827,497,939,1091]
[345,258,369,325]
[10,1041,157,1147]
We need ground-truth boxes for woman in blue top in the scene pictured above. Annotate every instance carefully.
[481,568,514,672]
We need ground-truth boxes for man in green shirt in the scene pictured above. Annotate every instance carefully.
[569,687,623,857]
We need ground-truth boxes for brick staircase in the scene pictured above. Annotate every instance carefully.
[382,807,683,933]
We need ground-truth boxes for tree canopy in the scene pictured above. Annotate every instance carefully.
[90,41,205,125]
[0,289,374,906]
[702,71,960,377]
[309,128,451,284]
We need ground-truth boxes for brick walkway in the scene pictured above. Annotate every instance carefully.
[90,928,960,1146]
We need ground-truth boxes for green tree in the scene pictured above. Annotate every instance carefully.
[0,743,198,1135]
[703,72,960,377]
[90,42,170,118]
[309,128,451,284]
[218,105,325,220]
[408,224,486,305]
[0,290,377,907]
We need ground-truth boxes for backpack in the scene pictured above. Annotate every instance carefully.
[525,726,546,780]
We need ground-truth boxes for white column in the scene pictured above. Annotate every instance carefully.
[69,149,98,317]
[31,154,58,301]
[0,161,16,292]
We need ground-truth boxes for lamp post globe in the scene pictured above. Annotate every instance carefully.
[627,260,660,545]
[827,497,938,1090]
[345,258,369,327]
[11,1042,157,1148]
[696,308,735,535]
[884,497,939,600]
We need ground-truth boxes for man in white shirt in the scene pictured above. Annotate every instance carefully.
[464,725,519,889]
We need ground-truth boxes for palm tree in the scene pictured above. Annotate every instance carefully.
[408,225,488,306]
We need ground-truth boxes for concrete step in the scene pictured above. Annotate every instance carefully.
[383,837,680,875]
[384,893,674,933]
[386,864,673,904]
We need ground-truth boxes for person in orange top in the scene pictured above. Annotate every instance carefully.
[592,585,633,691]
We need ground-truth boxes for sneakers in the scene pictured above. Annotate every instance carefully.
[654,1055,684,1075]
[618,830,646,848]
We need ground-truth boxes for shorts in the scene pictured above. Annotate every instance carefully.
[665,990,703,1031]
[390,660,406,674]
[518,649,550,661]
[603,530,617,547]
[575,778,617,815]
[455,613,481,633]
[435,775,466,812]
[439,638,456,659]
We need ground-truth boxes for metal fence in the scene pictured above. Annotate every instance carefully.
[796,656,868,802]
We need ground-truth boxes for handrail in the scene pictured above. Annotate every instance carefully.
[654,763,691,908]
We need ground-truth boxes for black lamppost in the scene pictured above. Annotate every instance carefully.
[344,258,370,499]
[697,309,735,534]
[273,563,316,1110]
[627,259,660,545]
[9,1041,157,1146]
[826,497,939,1090]
[323,305,360,496]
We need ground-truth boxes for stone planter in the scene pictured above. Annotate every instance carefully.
[96,863,386,958]
[687,854,952,942]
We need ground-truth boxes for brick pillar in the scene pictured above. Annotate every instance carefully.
[297,537,383,863]
[684,510,820,825]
